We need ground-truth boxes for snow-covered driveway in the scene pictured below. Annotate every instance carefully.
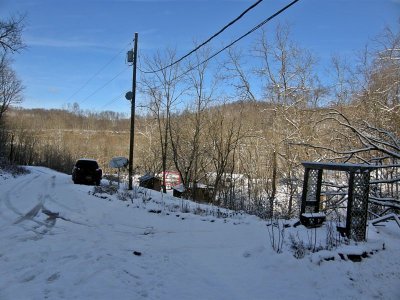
[0,167,271,299]
[0,167,399,300]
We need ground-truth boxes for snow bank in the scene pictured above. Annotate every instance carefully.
[0,167,399,300]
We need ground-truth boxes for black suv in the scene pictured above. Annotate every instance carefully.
[72,159,102,185]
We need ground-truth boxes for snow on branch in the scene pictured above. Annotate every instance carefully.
[316,109,399,160]
[369,196,400,210]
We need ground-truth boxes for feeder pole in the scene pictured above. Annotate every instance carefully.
[128,32,138,190]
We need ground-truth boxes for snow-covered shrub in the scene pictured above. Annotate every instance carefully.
[0,158,30,177]
[267,219,285,253]
[141,188,152,203]
[289,229,321,259]
[180,199,190,213]
[130,185,146,200]
[306,227,323,253]
[117,190,133,202]
[93,184,118,195]
[193,205,207,216]
[289,233,306,259]
[325,220,345,250]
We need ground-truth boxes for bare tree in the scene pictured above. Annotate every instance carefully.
[205,102,246,204]
[329,54,356,106]
[0,55,23,122]
[290,23,399,167]
[136,117,162,175]
[351,23,400,132]
[168,46,216,198]
[296,107,400,215]
[254,23,323,217]
[301,109,399,162]
[255,24,322,108]
[0,14,25,54]
[0,14,25,124]
[220,23,324,217]
[140,49,186,193]
[223,47,257,102]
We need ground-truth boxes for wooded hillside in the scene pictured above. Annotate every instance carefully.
[1,22,398,219]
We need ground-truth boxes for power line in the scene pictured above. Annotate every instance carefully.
[65,41,132,103]
[79,66,130,105]
[92,38,138,110]
[88,0,299,108]
[152,0,301,82]
[100,91,126,110]
[188,0,300,72]
[141,0,264,74]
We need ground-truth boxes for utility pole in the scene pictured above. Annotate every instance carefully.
[128,32,138,190]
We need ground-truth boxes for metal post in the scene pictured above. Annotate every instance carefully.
[300,168,310,215]
[128,32,138,190]
[346,171,355,238]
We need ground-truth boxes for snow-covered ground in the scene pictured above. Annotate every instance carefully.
[0,167,399,300]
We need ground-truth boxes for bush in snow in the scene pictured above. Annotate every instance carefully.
[180,199,190,213]
[93,184,118,195]
[0,158,30,177]
[289,233,307,259]
[117,190,133,202]
[288,231,322,259]
[267,219,285,253]
[324,220,346,250]
[128,185,146,200]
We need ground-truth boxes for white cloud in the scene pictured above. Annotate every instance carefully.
[25,36,100,49]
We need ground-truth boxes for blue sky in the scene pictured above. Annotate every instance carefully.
[1,0,399,114]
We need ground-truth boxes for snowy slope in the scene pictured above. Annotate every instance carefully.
[0,167,399,300]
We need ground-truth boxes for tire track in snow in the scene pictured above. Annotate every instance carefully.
[10,194,57,241]
[1,168,93,242]
[0,174,41,221]
[0,172,58,240]
[13,201,44,224]
[1,169,54,221]
[44,192,83,214]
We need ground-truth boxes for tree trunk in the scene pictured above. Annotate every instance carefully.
[270,150,277,218]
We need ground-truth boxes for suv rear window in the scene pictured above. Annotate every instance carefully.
[76,160,99,169]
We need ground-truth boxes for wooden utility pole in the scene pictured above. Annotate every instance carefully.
[128,32,138,190]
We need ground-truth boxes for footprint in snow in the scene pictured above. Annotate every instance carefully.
[47,272,60,283]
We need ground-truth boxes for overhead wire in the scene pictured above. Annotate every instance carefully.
[79,66,130,105]
[140,0,265,74]
[65,41,132,103]
[74,0,300,108]
[144,0,300,83]
[100,91,126,110]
